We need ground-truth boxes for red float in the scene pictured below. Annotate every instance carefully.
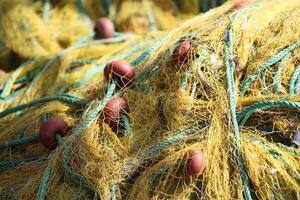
[104,60,135,87]
[233,0,252,10]
[184,150,205,178]
[171,41,193,68]
[94,18,115,39]
[39,119,70,150]
[103,97,128,128]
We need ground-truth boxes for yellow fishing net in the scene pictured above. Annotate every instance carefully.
[0,0,299,200]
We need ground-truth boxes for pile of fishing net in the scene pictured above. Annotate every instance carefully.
[1,0,300,199]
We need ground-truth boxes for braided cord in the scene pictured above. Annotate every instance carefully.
[61,82,116,194]
[0,95,86,118]
[238,100,300,126]
[0,156,39,170]
[274,53,290,93]
[224,8,253,199]
[0,134,39,149]
[289,64,300,94]
[240,42,300,96]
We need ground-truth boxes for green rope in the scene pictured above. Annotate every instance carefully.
[43,0,50,23]
[143,128,198,157]
[180,69,193,91]
[238,100,300,126]
[274,54,290,93]
[149,165,171,185]
[199,0,209,12]
[289,64,300,94]
[240,42,300,96]
[274,143,300,156]
[0,134,39,149]
[224,8,253,200]
[102,0,110,16]
[120,114,131,135]
[37,134,63,200]
[146,11,158,32]
[61,82,116,194]
[261,143,300,184]
[110,184,118,200]
[70,59,95,66]
[1,59,35,99]
[0,94,86,118]
[0,156,39,170]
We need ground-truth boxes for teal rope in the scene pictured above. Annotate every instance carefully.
[0,134,39,149]
[180,69,193,90]
[75,0,85,16]
[102,0,110,16]
[294,76,300,94]
[261,143,300,184]
[224,9,253,200]
[199,0,209,12]
[0,94,86,118]
[240,42,300,96]
[130,37,165,67]
[274,143,300,156]
[70,59,95,66]
[274,54,290,93]
[74,32,95,45]
[43,0,50,23]
[149,165,170,185]
[37,135,63,200]
[120,114,131,135]
[0,156,39,170]
[61,82,116,194]
[143,128,198,157]
[289,64,300,94]
[190,81,197,97]
[28,34,133,91]
[1,59,35,99]
[110,184,118,200]
[146,11,158,32]
[14,68,40,84]
[238,100,300,126]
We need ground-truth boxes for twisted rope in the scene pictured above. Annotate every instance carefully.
[240,42,300,96]
[289,64,300,94]
[0,94,86,118]
[274,53,290,93]
[61,82,116,195]
[0,134,39,149]
[237,100,300,126]
[37,134,63,200]
[0,156,39,170]
[224,8,253,199]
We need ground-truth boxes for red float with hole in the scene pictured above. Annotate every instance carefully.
[39,119,70,150]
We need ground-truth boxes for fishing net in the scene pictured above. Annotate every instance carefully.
[0,0,299,200]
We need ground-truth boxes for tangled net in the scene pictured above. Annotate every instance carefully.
[0,0,300,199]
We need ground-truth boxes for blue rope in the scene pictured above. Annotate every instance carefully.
[0,134,39,149]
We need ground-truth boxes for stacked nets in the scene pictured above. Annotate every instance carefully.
[0,0,300,200]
